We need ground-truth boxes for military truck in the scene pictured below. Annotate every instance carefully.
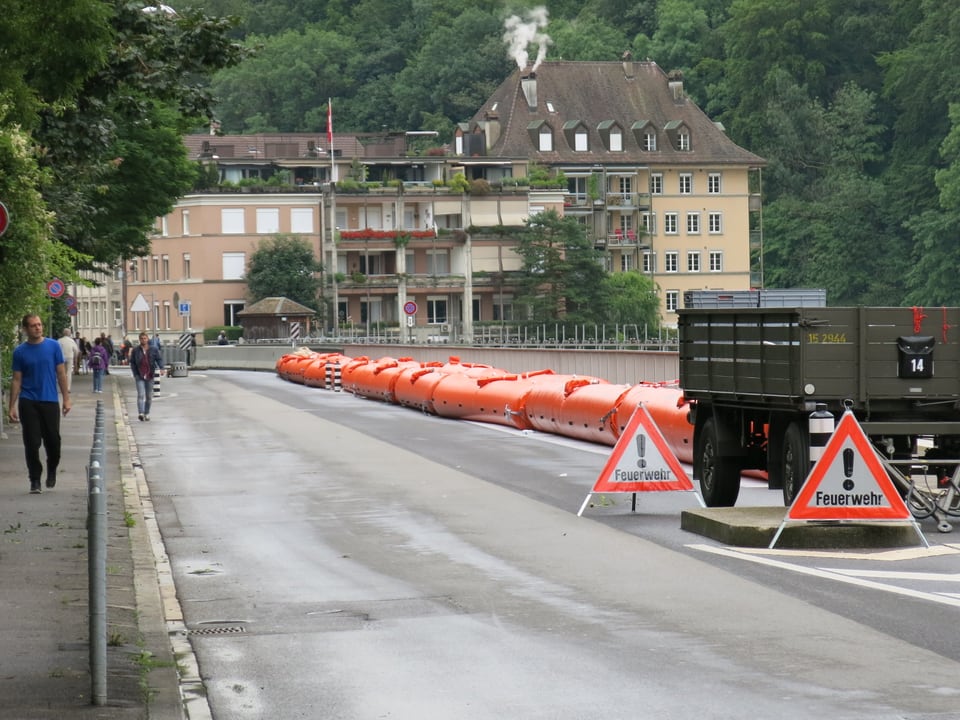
[678,306,960,506]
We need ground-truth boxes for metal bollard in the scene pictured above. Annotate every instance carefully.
[808,402,835,467]
[325,362,333,390]
[87,464,107,705]
[333,361,342,392]
[153,374,161,396]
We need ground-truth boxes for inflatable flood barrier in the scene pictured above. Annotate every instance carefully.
[276,350,694,460]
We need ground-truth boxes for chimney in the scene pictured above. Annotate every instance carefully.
[667,70,684,101]
[481,111,501,151]
[621,50,635,79]
[521,73,537,110]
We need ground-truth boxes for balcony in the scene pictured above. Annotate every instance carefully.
[603,192,651,209]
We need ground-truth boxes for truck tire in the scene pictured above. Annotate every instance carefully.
[696,416,741,507]
[782,422,809,506]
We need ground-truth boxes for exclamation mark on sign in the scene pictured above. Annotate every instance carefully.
[636,434,647,468]
[842,448,855,491]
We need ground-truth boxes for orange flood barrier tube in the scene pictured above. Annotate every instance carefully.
[614,382,692,463]
[276,351,696,460]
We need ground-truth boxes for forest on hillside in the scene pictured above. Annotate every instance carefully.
[199,0,960,307]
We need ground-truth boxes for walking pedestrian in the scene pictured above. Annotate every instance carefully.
[8,314,72,493]
[130,331,164,421]
[88,337,110,393]
[57,327,79,393]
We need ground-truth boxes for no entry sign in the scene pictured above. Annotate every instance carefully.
[47,278,65,298]
[0,201,8,237]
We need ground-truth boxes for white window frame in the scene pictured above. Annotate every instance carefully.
[709,250,723,272]
[677,129,690,150]
[642,251,655,273]
[687,212,700,234]
[650,173,663,195]
[665,251,679,273]
[709,212,723,234]
[679,173,692,194]
[708,173,722,194]
[181,210,189,236]
[664,212,678,235]
[641,212,656,234]
[687,251,701,272]
[609,129,623,151]
[643,131,656,151]
[620,253,635,272]
[665,290,679,312]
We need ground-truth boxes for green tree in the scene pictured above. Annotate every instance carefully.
[600,271,661,329]
[513,211,608,323]
[246,234,323,310]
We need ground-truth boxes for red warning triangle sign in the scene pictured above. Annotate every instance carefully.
[788,410,910,521]
[590,404,694,494]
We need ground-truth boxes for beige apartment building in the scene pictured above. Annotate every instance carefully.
[120,59,764,343]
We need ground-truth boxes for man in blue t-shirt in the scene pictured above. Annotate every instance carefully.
[8,314,72,493]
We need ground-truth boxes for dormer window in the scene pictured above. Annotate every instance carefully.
[563,121,588,152]
[631,120,657,152]
[597,121,624,152]
[528,120,554,152]
[664,120,692,151]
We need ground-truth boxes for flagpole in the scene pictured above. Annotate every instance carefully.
[327,98,339,333]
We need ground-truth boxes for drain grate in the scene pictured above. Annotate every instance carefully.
[188,625,246,636]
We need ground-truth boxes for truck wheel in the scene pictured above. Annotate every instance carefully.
[782,422,809,506]
[696,417,741,507]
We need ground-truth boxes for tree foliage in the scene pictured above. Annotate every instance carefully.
[246,234,323,311]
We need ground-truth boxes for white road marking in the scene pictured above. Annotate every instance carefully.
[688,543,960,608]
[728,544,959,561]
[826,568,960,582]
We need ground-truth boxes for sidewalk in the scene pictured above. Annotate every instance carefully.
[0,370,182,719]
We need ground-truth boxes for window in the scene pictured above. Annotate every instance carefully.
[708,173,721,194]
[472,297,481,322]
[256,208,280,234]
[620,254,635,272]
[610,128,623,151]
[618,176,632,195]
[291,208,313,234]
[360,298,383,324]
[162,255,170,280]
[455,134,463,155]
[427,296,448,324]
[221,208,245,234]
[643,131,656,151]
[641,212,656,234]
[665,290,679,312]
[152,256,159,280]
[677,129,690,150]
[665,251,679,272]
[161,216,169,237]
[141,258,149,281]
[182,210,190,236]
[163,303,171,330]
[539,126,553,152]
[687,212,700,234]
[223,300,244,326]
[650,173,663,195]
[687,251,701,272]
[679,173,692,194]
[182,253,191,279]
[642,251,656,273]
[222,252,245,280]
[664,212,678,234]
[427,249,450,275]
[574,128,588,151]
[709,212,723,233]
[709,251,723,272]
[493,297,514,321]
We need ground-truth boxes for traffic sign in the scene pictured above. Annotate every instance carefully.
[578,403,695,516]
[0,201,8,237]
[787,410,910,521]
[47,278,65,298]
[178,301,191,316]
[404,301,418,315]
[64,294,76,309]
[130,293,151,312]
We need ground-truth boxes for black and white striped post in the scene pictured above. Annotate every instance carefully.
[808,403,835,467]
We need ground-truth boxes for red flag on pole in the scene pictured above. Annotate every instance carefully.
[327,99,333,148]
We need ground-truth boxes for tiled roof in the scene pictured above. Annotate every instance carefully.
[469,60,765,167]
[236,297,317,316]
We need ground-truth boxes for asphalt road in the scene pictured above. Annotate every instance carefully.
[130,370,960,720]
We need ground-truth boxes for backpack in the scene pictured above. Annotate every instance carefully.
[89,352,104,369]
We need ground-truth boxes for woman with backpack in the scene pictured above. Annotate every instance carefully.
[88,337,111,393]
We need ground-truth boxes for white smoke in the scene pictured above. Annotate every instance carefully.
[503,7,551,73]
